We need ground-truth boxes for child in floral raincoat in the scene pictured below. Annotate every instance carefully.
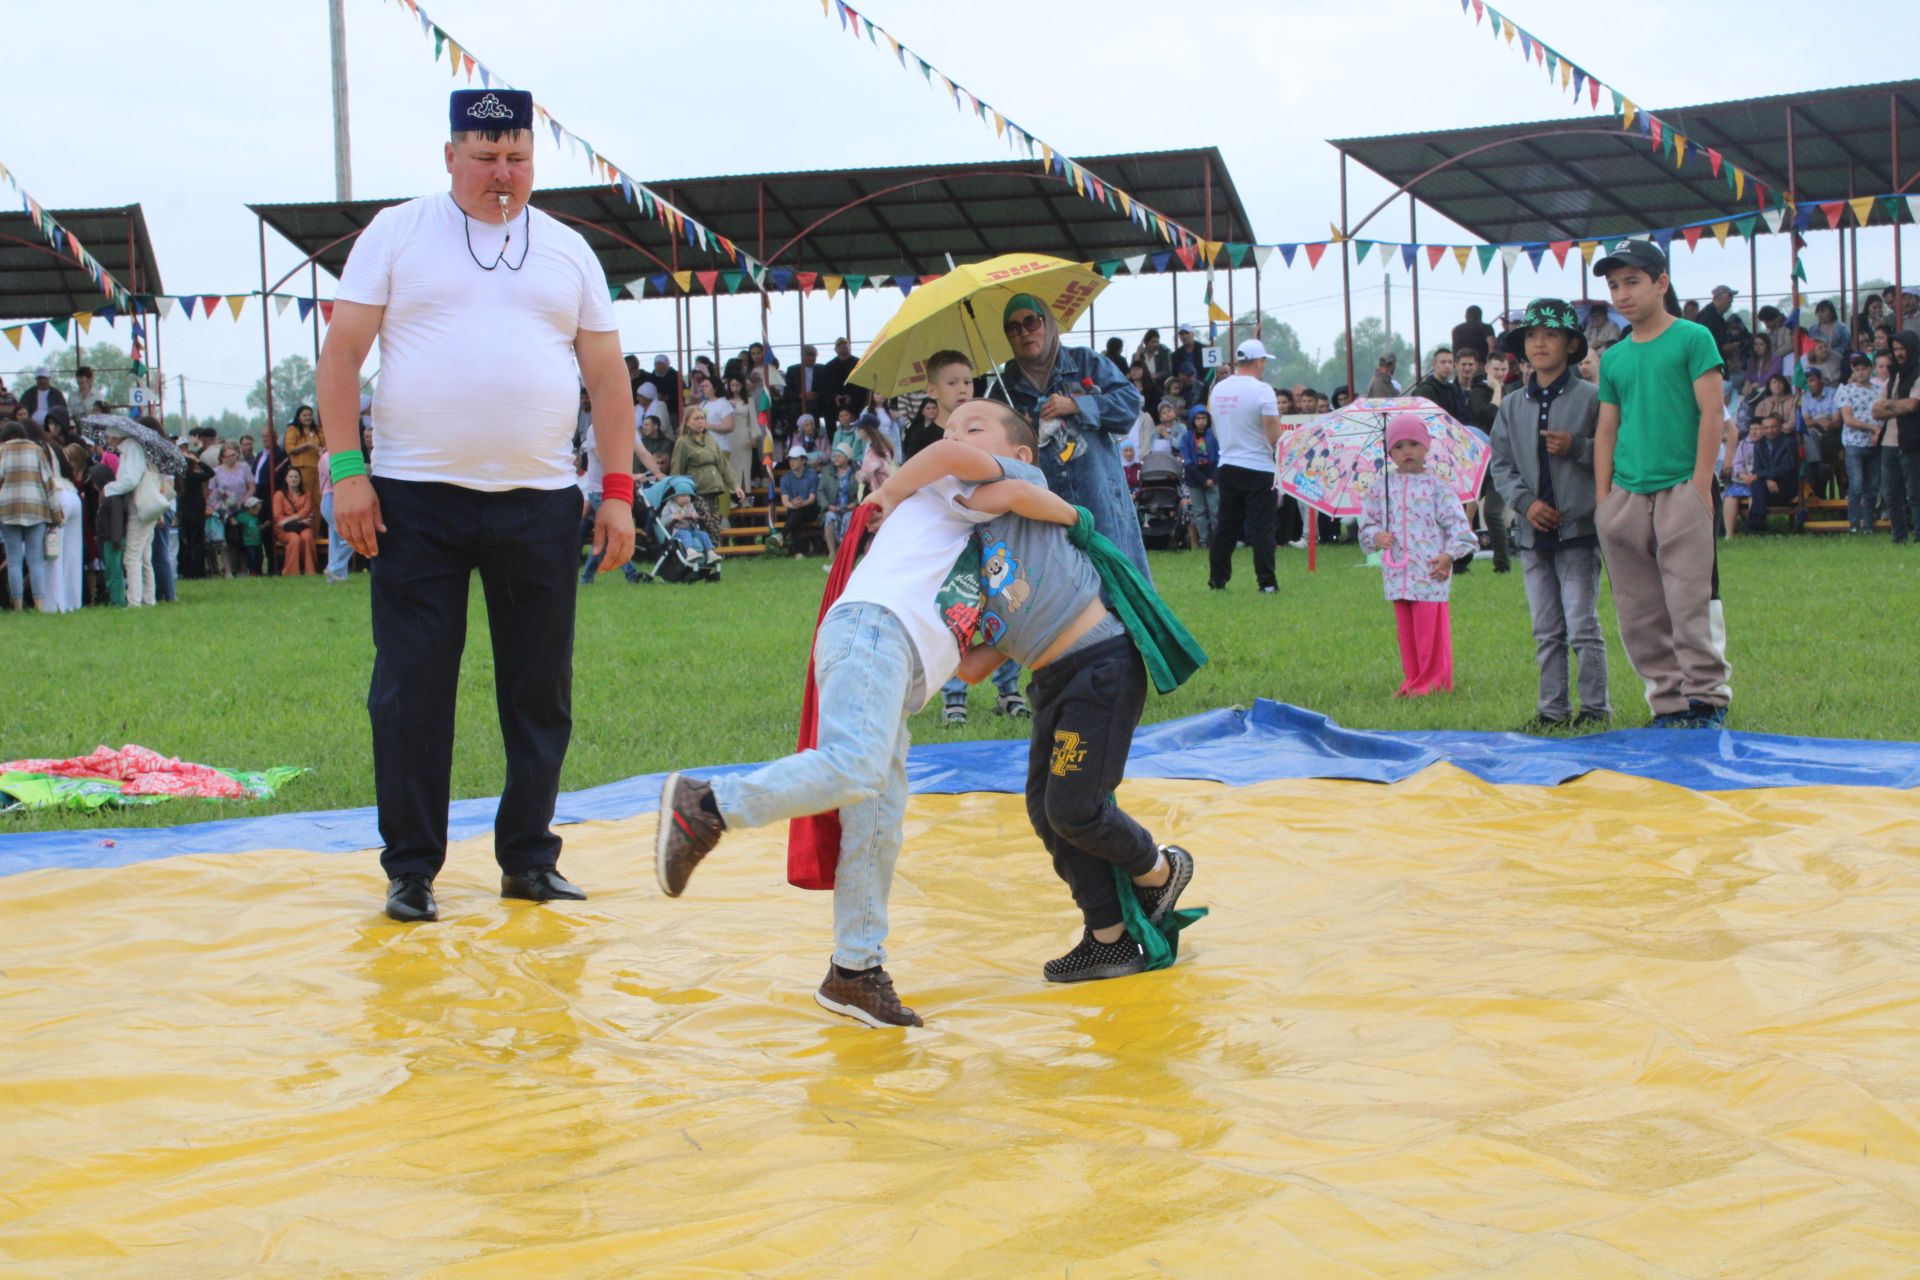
[1358,414,1477,696]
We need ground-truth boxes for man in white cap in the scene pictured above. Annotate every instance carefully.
[1695,285,1734,353]
[1205,338,1284,594]
[317,87,636,924]
[22,367,65,427]
[776,444,822,552]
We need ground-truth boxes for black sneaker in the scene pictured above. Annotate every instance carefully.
[1132,844,1195,926]
[1043,930,1146,984]
[1517,714,1570,734]
[655,772,724,897]
[1570,711,1612,732]
[995,690,1032,719]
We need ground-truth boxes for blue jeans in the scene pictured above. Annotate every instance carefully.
[1844,446,1879,533]
[942,659,1021,704]
[578,494,643,582]
[1883,447,1911,541]
[0,521,48,608]
[711,602,924,970]
[1188,482,1219,544]
[153,518,176,602]
[673,527,716,556]
[321,492,354,578]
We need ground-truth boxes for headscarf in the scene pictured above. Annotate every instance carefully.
[1893,331,1920,398]
[1004,293,1061,394]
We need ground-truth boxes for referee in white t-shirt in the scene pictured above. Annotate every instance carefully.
[1206,338,1285,593]
[317,89,643,923]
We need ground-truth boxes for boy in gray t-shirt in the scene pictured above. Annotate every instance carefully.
[946,401,1197,984]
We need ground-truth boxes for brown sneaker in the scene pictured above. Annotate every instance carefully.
[655,772,724,897]
[813,965,924,1028]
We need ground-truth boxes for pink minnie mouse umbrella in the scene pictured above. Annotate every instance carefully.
[1274,396,1490,518]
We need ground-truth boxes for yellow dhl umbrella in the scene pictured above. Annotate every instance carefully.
[847,253,1107,399]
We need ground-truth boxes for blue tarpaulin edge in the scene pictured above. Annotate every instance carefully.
[4,699,1916,876]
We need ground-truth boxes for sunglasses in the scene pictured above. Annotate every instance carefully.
[1003,313,1045,336]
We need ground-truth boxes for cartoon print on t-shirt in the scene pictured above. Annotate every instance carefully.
[979,538,1034,647]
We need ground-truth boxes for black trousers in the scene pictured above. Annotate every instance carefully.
[1209,464,1278,590]
[1024,636,1158,930]
[369,478,579,880]
[177,511,206,579]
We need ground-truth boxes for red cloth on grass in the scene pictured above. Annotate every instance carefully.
[0,745,250,799]
[786,502,879,890]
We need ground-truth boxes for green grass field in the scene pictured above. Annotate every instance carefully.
[5,536,1917,833]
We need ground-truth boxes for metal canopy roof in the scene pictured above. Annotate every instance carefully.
[250,147,1254,288]
[0,205,164,320]
[1332,80,1920,245]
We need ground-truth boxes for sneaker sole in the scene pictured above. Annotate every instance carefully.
[814,988,914,1028]
[1146,846,1195,927]
[1044,960,1147,984]
[655,772,683,897]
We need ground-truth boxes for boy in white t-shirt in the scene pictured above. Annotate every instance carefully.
[653,404,1075,1028]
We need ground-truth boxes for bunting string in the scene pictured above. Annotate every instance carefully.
[0,157,136,312]
[810,1,1201,251]
[1450,0,1780,211]
[5,190,1910,353]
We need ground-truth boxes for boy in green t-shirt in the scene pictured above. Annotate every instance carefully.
[1591,240,1730,729]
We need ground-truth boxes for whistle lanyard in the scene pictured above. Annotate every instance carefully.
[457,196,530,272]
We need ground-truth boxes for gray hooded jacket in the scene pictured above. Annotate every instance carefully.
[1487,373,1601,551]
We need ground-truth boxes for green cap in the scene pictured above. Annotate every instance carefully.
[1003,293,1048,326]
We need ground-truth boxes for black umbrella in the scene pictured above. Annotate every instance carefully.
[77,413,188,477]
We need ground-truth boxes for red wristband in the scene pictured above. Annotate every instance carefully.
[601,473,634,504]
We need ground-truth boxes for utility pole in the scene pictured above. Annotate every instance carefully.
[329,0,353,200]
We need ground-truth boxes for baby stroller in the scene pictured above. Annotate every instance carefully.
[634,475,721,583]
[1135,452,1187,550]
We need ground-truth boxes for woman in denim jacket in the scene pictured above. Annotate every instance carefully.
[993,294,1148,575]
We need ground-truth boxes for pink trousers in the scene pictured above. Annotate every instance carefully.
[1392,600,1454,696]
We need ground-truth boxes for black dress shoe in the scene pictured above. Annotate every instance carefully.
[501,867,588,902]
[386,874,437,922]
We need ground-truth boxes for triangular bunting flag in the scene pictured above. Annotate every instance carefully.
[1525,245,1546,270]
[1710,222,1731,247]
[1250,246,1272,269]
[1674,134,1688,167]
[272,294,292,315]
[1303,243,1327,269]
[1849,196,1875,227]
[1548,240,1571,267]
[1499,245,1521,270]
[823,275,842,299]
[721,271,746,294]
[49,317,69,340]
[695,270,719,294]
[1681,226,1703,251]
[1226,243,1250,268]
[845,274,867,298]
[297,297,314,321]
[1734,214,1758,240]
[1426,244,1447,270]
[671,271,692,294]
[796,271,818,295]
[1477,245,1498,272]
[1095,260,1122,280]
[320,301,334,323]
[28,321,46,343]
[1175,247,1196,271]
[1622,99,1636,130]
[1791,258,1808,282]
[2,327,18,350]
[1353,240,1373,264]
[1401,243,1417,270]
[894,274,916,297]
[75,312,92,334]
[1650,228,1674,251]
[1151,252,1172,273]
[1734,169,1746,201]
[768,268,794,291]
[1819,201,1845,229]
[1706,147,1723,177]
[202,295,220,317]
[226,295,247,320]
[155,295,176,318]
[1453,245,1473,271]
[1762,208,1786,234]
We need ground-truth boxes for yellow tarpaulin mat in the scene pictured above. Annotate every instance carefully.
[4,769,1919,1277]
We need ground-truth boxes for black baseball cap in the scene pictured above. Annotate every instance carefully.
[1591,239,1669,279]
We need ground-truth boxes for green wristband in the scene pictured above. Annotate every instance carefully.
[328,450,368,483]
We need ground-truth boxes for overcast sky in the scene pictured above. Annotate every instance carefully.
[7,0,1916,415]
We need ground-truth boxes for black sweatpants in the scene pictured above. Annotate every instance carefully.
[369,477,580,880]
[1024,635,1158,930]
[1208,463,1277,590]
